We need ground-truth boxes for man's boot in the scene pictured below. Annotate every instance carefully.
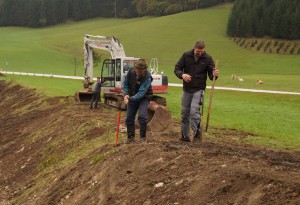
[192,123,202,142]
[140,124,147,142]
[193,127,202,142]
[180,132,191,142]
[125,124,135,144]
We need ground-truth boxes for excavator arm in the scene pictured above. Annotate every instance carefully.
[83,34,126,82]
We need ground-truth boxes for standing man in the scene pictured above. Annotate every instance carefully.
[123,59,153,144]
[174,40,219,142]
[90,77,102,109]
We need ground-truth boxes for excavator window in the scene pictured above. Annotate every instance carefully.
[116,58,121,81]
[101,59,115,87]
[123,59,136,73]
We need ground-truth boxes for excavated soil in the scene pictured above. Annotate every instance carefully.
[0,79,300,205]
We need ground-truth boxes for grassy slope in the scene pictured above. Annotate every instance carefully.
[0,4,299,150]
[165,85,300,150]
[1,4,299,90]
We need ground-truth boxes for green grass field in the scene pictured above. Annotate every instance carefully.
[1,4,299,150]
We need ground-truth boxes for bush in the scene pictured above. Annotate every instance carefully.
[165,3,181,15]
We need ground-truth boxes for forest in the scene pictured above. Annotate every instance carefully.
[0,0,231,27]
[227,0,300,39]
[0,0,299,40]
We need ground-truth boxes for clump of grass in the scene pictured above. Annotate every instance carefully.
[90,147,118,165]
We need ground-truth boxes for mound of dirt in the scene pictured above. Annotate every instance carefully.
[0,79,300,205]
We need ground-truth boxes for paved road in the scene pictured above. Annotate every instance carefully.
[1,71,300,95]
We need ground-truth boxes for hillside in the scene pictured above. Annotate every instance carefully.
[1,4,299,89]
[1,79,300,205]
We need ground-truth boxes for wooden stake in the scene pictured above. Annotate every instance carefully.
[205,60,219,132]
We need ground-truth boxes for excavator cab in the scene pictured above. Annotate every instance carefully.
[100,58,135,110]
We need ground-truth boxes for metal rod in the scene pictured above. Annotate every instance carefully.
[116,110,121,144]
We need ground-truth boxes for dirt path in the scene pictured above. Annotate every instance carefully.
[1,79,300,205]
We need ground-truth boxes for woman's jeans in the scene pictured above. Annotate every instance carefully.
[181,90,204,139]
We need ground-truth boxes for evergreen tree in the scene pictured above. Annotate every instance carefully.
[28,0,40,27]
[46,0,57,25]
[117,0,137,18]
[0,0,14,26]
[56,0,69,24]
[290,5,300,39]
[70,0,81,20]
[90,0,103,18]
[38,0,47,27]
[80,0,92,20]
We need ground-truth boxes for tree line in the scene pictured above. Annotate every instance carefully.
[2,0,297,40]
[227,0,300,40]
[0,0,232,27]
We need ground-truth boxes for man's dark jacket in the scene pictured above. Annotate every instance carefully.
[174,49,216,93]
[93,81,102,93]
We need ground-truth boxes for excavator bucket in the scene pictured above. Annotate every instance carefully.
[74,90,93,102]
[102,91,173,133]
[147,101,174,133]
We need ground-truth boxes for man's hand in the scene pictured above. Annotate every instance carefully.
[182,74,192,83]
[213,68,219,77]
[101,77,106,83]
[124,95,129,105]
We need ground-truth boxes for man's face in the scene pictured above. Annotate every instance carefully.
[194,48,205,57]
[135,68,145,76]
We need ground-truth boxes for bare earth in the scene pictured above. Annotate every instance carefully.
[0,79,300,205]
